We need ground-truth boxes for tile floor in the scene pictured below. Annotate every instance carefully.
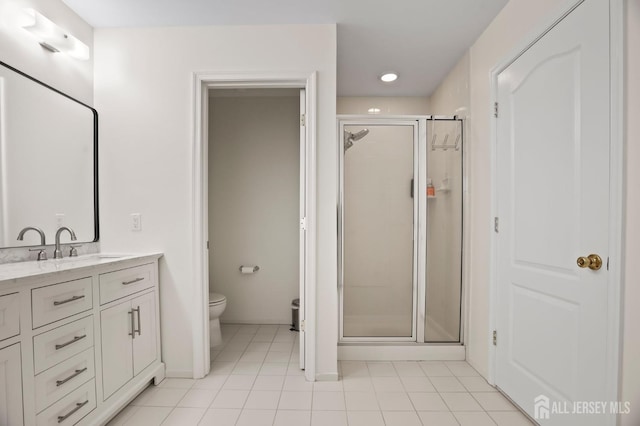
[107,324,535,426]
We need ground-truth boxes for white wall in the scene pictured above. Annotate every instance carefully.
[428,52,470,117]
[209,95,300,324]
[337,97,430,115]
[431,0,640,420]
[94,24,337,378]
[0,0,93,104]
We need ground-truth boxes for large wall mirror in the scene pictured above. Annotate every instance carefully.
[0,61,98,248]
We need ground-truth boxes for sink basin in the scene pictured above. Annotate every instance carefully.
[95,254,128,259]
[52,254,129,263]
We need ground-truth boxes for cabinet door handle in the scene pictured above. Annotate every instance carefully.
[128,310,135,340]
[56,368,88,387]
[55,334,87,350]
[57,400,89,423]
[133,306,142,336]
[122,277,144,286]
[53,294,85,306]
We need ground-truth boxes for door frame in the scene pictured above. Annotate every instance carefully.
[191,71,318,381]
[488,0,624,413]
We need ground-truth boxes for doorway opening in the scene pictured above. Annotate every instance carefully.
[208,88,302,369]
[192,72,317,381]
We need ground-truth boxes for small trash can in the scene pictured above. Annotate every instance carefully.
[291,298,300,331]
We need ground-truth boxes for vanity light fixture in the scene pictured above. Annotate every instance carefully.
[367,107,381,114]
[21,9,90,60]
[380,72,398,83]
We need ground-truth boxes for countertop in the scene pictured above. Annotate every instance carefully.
[0,253,163,284]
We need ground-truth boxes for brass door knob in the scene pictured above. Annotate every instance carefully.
[577,254,603,270]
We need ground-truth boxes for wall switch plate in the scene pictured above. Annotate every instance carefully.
[55,213,65,228]
[131,213,142,231]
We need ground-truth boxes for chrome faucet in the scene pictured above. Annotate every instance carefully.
[54,227,77,259]
[17,226,46,245]
[17,226,48,260]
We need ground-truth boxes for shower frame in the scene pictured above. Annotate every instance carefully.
[337,115,465,346]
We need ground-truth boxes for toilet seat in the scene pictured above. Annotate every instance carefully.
[209,293,226,305]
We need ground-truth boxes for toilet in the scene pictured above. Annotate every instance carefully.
[209,293,227,347]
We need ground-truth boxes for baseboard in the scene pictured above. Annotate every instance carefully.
[220,319,290,325]
[338,344,465,361]
[165,369,196,378]
[315,372,339,381]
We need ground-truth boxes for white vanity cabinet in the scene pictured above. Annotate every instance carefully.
[0,253,164,426]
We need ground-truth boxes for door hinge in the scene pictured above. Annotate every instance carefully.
[494,217,499,233]
[494,102,499,118]
[300,320,305,332]
[300,114,306,126]
[300,217,307,231]
[493,330,497,346]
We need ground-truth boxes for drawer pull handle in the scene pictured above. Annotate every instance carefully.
[55,334,87,350]
[53,295,85,306]
[133,306,141,336]
[122,277,144,286]
[57,400,89,423]
[128,310,135,339]
[56,367,88,387]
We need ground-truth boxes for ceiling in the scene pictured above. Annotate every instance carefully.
[61,0,508,97]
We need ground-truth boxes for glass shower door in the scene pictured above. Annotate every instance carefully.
[425,118,463,342]
[341,123,417,339]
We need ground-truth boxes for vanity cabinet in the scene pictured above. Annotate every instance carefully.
[0,253,164,426]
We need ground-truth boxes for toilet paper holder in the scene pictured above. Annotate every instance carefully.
[239,265,260,273]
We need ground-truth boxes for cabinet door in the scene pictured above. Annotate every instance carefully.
[101,301,133,399]
[132,292,157,376]
[0,343,23,425]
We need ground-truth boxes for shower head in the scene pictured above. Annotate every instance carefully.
[344,128,370,151]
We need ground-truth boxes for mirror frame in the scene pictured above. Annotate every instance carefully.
[0,60,99,247]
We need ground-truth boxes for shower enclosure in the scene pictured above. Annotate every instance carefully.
[338,116,463,344]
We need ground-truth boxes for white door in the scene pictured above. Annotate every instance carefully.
[132,292,157,375]
[299,89,306,369]
[495,0,611,424]
[101,301,133,399]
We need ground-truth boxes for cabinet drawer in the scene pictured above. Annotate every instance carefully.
[36,379,96,426]
[0,293,20,341]
[35,347,95,413]
[99,264,153,305]
[32,277,93,329]
[33,316,94,374]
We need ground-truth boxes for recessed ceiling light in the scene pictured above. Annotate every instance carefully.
[380,73,398,83]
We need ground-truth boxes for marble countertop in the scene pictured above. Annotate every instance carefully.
[0,253,163,284]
